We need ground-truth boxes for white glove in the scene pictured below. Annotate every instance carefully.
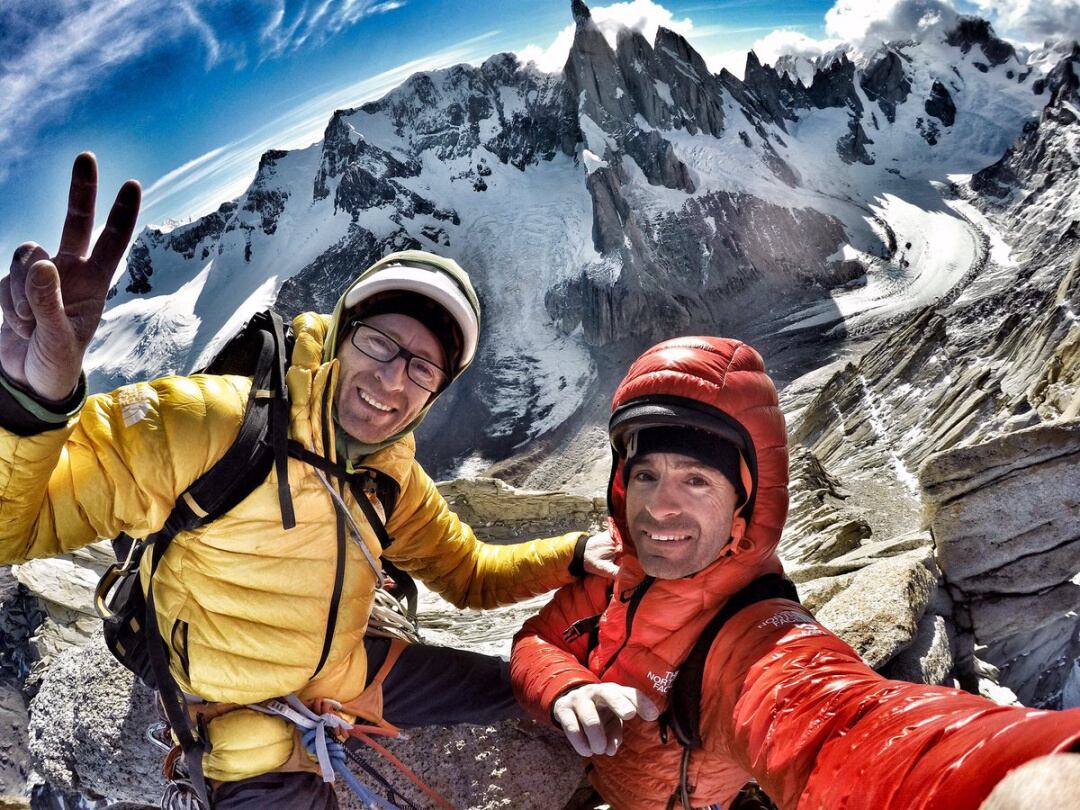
[553,682,659,757]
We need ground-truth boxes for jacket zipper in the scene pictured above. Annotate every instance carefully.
[598,576,655,677]
[313,366,346,679]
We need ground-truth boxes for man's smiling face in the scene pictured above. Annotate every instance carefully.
[335,312,446,444]
[624,452,740,579]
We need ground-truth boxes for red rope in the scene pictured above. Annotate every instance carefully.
[343,727,455,810]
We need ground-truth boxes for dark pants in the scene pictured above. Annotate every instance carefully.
[211,638,522,809]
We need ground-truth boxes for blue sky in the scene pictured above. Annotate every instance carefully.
[0,0,1076,262]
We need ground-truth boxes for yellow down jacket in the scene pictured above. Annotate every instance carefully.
[0,312,581,782]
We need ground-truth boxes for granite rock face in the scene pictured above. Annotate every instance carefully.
[924,81,957,127]
[437,477,607,542]
[971,50,1079,262]
[921,420,1080,707]
[880,613,955,687]
[945,17,1018,67]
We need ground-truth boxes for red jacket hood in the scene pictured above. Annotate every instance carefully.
[608,337,789,576]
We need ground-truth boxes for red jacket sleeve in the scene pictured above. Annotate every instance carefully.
[510,575,612,722]
[703,600,1080,810]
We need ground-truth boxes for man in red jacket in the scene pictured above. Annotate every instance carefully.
[510,336,1080,810]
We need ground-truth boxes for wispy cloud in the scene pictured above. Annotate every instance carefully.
[690,24,800,39]
[258,0,409,59]
[139,30,499,228]
[0,0,409,183]
[0,0,173,175]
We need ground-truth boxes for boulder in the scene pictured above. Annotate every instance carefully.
[812,547,939,668]
[792,572,856,614]
[436,478,606,543]
[789,531,931,583]
[12,543,114,668]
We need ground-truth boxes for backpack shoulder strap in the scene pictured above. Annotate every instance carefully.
[129,310,294,808]
[662,574,799,810]
[562,581,616,658]
[663,574,800,750]
[191,309,295,527]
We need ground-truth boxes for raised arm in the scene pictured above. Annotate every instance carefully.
[0,152,140,402]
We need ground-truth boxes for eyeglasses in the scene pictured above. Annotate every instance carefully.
[348,321,449,393]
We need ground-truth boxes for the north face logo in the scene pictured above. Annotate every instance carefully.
[647,670,677,694]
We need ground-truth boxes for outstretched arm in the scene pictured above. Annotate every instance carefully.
[703,600,1080,810]
[383,463,616,608]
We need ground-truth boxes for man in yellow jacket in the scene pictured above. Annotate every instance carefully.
[0,153,614,808]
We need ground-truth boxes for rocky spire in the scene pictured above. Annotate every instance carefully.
[860,49,911,123]
[806,52,863,114]
[571,0,590,26]
[1045,46,1080,109]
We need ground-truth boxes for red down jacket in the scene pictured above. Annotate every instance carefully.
[511,337,1080,810]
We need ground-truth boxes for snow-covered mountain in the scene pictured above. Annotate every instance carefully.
[93,1,1072,479]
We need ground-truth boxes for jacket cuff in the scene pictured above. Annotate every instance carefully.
[569,534,590,577]
[0,367,86,435]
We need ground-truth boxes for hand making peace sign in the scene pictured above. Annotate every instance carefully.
[0,153,141,402]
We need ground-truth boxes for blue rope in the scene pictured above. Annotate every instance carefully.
[302,727,400,810]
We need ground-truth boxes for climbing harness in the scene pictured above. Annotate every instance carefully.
[256,693,454,810]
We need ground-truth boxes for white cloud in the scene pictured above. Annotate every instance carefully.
[824,0,959,47]
[737,0,960,78]
[735,0,1080,77]
[517,0,694,74]
[752,30,845,67]
[518,26,579,74]
[968,0,1080,44]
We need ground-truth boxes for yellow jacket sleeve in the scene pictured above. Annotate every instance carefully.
[383,461,583,609]
[0,374,247,564]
